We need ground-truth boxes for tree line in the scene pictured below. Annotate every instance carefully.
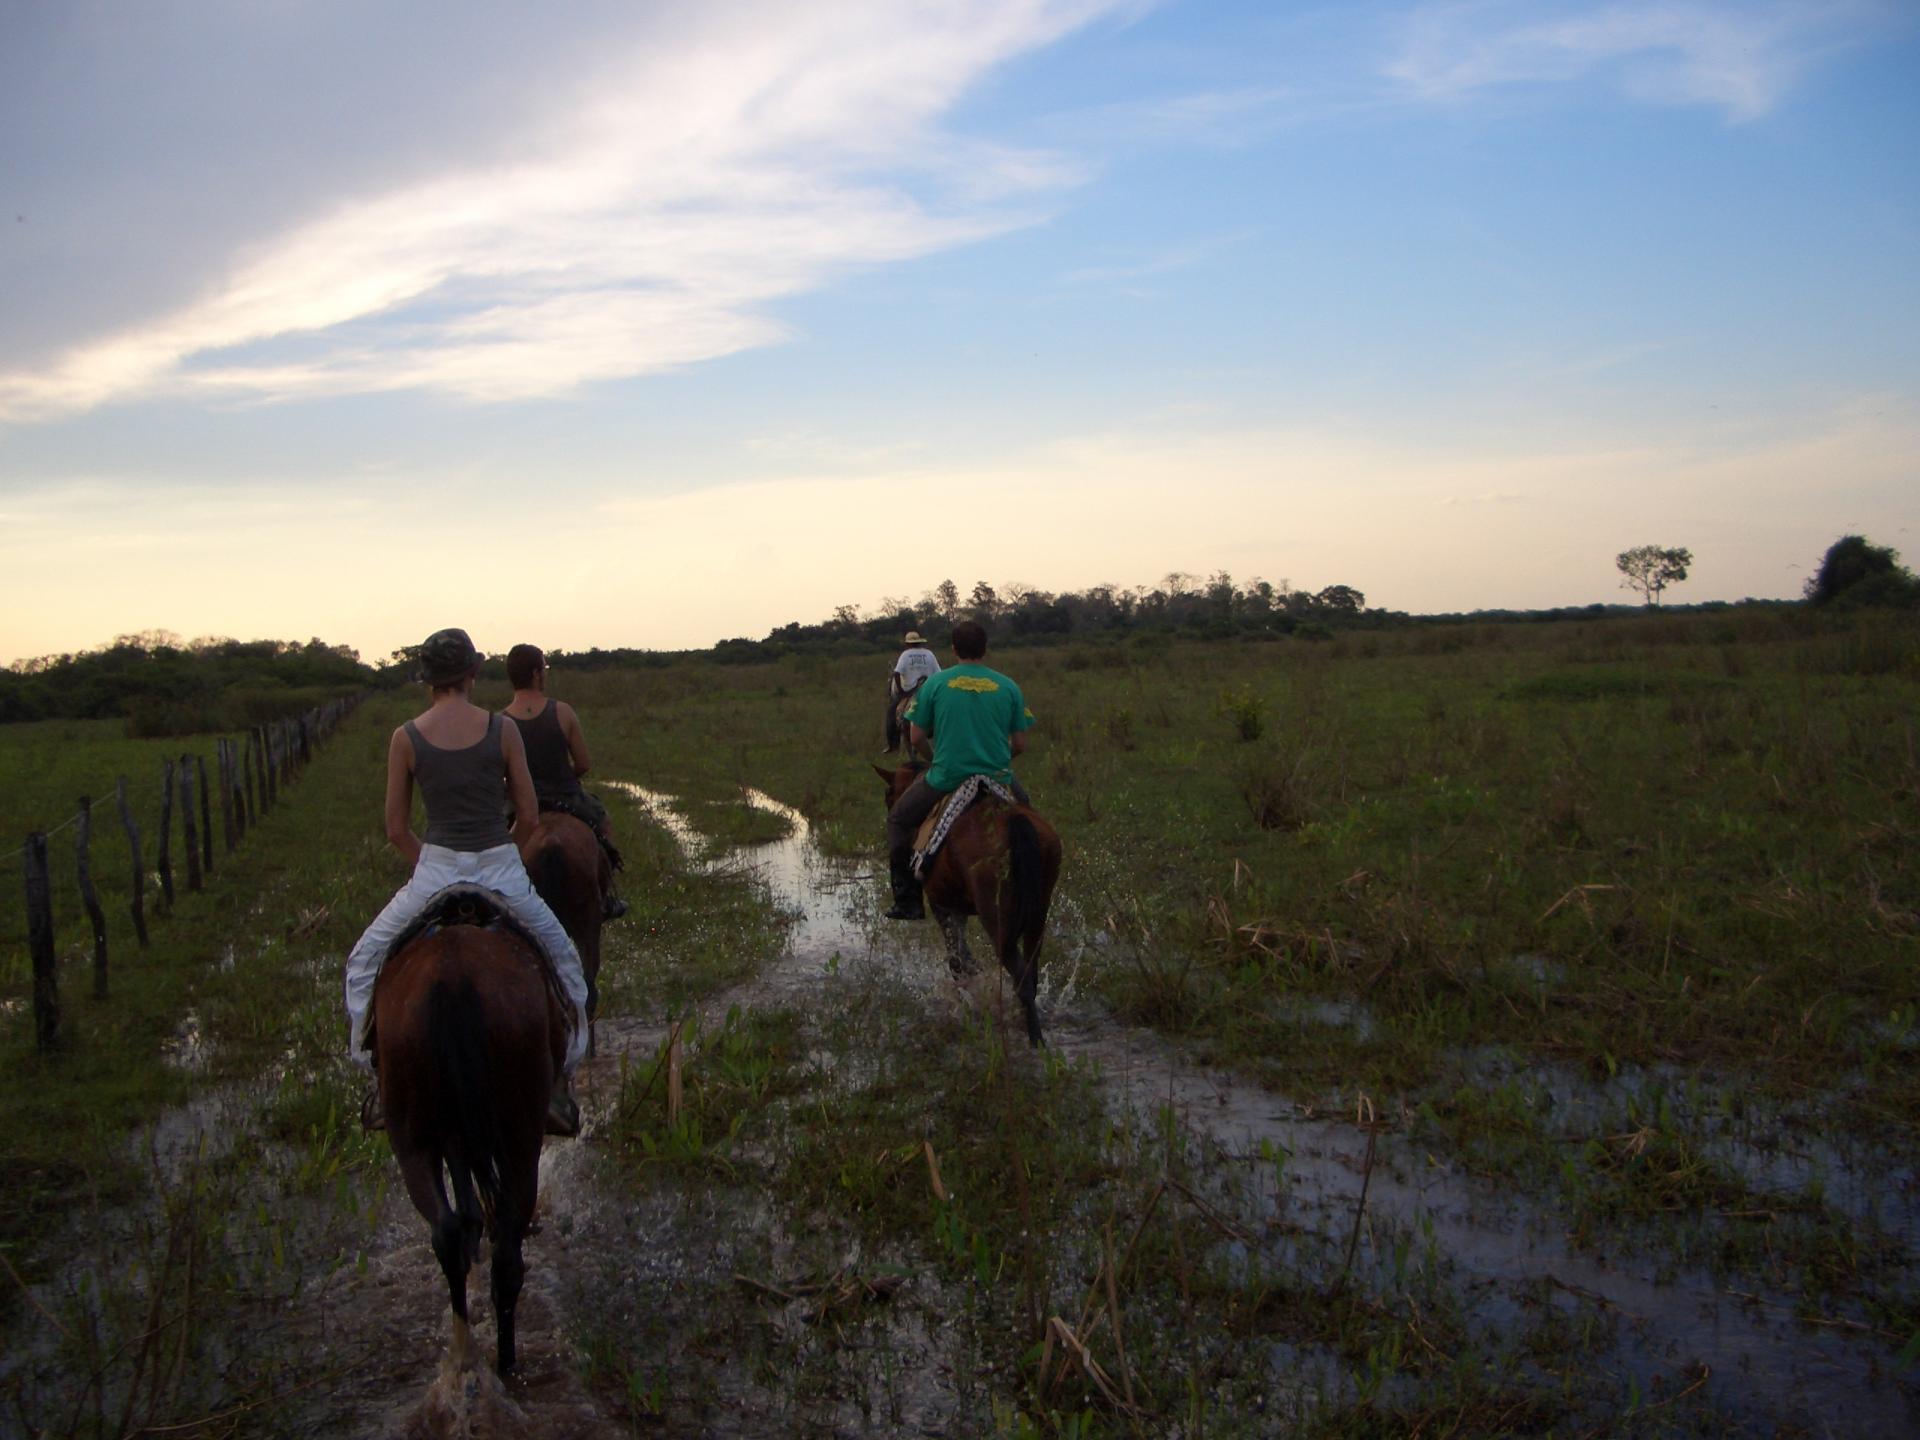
[1,631,373,729]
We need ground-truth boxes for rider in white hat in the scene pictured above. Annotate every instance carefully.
[885,629,942,753]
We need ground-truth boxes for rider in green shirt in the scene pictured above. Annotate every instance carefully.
[884,619,1034,919]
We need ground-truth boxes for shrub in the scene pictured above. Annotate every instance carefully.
[1217,686,1265,741]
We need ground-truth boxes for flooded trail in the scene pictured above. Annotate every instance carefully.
[603,781,1916,1434]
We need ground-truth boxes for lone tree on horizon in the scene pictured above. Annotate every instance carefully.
[1616,544,1693,606]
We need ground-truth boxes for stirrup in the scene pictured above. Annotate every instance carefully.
[360,1086,386,1132]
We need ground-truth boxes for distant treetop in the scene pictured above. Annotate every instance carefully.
[1804,535,1919,609]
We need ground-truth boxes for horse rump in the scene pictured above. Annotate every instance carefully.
[378,928,553,1374]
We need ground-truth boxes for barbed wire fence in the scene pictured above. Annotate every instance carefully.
[12,695,366,1050]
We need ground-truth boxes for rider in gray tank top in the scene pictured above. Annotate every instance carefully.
[404,714,512,852]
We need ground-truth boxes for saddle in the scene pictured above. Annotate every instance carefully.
[364,884,576,1060]
[533,792,624,871]
[912,775,1017,877]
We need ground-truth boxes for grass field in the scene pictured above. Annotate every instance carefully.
[2,606,1915,1436]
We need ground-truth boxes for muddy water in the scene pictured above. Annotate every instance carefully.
[1047,1010,1914,1433]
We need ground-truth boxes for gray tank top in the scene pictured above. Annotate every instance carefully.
[405,714,512,852]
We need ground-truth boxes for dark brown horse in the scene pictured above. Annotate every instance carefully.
[877,764,1062,1045]
[522,811,607,1053]
[374,919,562,1374]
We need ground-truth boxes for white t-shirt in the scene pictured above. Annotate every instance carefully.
[892,646,941,692]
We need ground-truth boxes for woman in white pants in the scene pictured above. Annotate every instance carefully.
[342,627,591,1134]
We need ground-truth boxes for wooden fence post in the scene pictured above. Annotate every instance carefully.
[218,739,237,853]
[243,730,259,822]
[179,755,202,893]
[262,726,278,810]
[76,797,109,999]
[157,757,176,909]
[116,775,150,948]
[195,753,213,876]
[235,736,251,837]
[23,833,58,1050]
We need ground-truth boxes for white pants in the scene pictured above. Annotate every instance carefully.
[343,842,591,1073]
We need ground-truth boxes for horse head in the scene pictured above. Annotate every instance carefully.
[874,760,924,809]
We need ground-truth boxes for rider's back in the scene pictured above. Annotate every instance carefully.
[405,714,511,851]
[509,701,571,784]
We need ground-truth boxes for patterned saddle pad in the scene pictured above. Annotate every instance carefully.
[912,775,1016,877]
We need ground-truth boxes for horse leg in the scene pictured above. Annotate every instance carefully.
[398,1151,475,1360]
[932,904,977,978]
[1018,937,1044,1047]
[991,925,1044,1047]
[1017,903,1048,1047]
[492,1089,545,1374]
[491,1225,526,1375]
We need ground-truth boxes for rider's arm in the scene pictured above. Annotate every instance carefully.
[1010,731,1027,757]
[501,722,539,851]
[558,701,591,777]
[384,727,422,865]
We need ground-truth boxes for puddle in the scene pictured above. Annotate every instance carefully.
[162,1006,209,1071]
[605,781,871,1007]
[1047,1007,1919,1434]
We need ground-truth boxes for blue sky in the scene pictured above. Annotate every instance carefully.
[2,0,1915,662]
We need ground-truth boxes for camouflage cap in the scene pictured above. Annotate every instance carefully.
[418,627,482,685]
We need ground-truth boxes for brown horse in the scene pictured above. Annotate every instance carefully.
[522,811,607,1053]
[374,916,561,1375]
[877,763,1062,1045]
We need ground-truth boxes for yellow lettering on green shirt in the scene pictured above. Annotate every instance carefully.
[948,676,1002,693]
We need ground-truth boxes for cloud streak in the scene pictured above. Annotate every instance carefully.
[1387,0,1890,121]
[0,0,1124,425]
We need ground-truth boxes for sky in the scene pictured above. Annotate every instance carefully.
[2,0,1916,664]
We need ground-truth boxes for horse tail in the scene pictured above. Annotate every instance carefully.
[1008,813,1045,931]
[1006,813,1048,1042]
[427,976,504,1232]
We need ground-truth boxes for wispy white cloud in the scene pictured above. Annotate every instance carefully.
[1387,1,1890,121]
[0,1,1126,424]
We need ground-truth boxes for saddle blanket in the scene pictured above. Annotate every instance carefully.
[912,775,1016,878]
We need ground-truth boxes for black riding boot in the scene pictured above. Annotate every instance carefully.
[545,1073,581,1137]
[885,846,925,920]
[602,889,629,921]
